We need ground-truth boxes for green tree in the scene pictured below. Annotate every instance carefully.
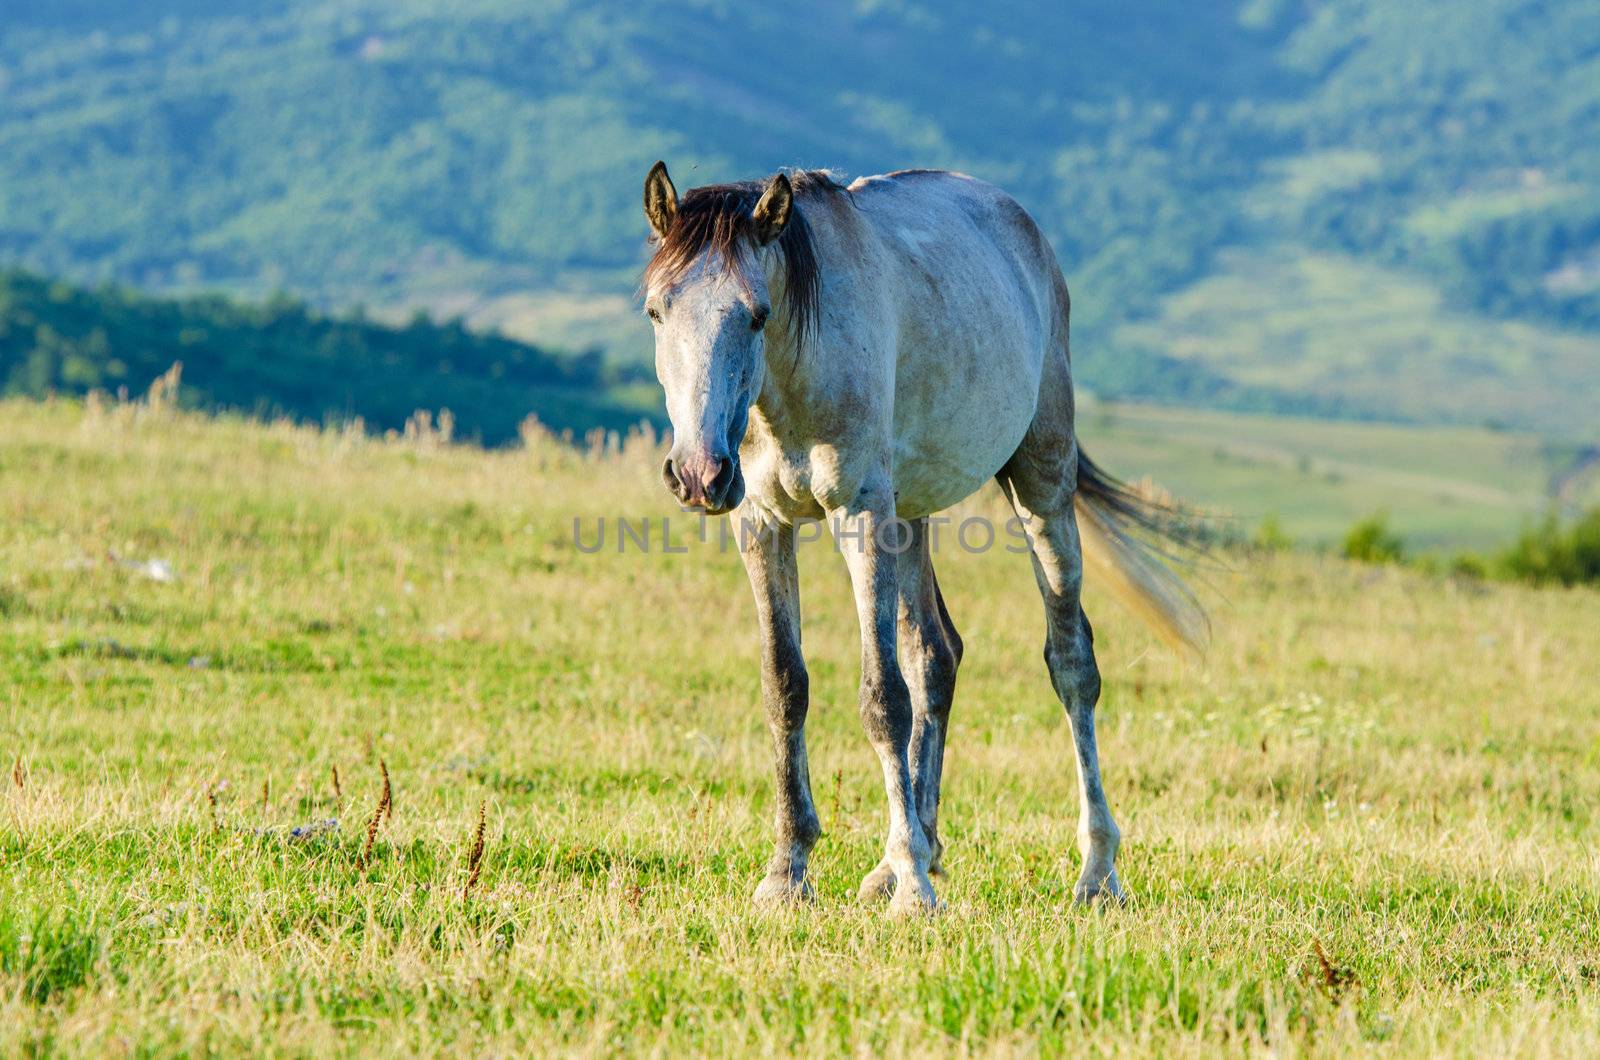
[1343,513,1405,564]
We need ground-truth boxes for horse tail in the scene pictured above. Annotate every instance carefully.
[1073,445,1210,657]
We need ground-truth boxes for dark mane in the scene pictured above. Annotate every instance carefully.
[643,170,843,343]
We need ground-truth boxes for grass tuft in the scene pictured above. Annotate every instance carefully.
[1310,937,1360,1001]
[463,801,487,900]
[378,759,393,824]
[358,763,392,870]
[0,908,103,1006]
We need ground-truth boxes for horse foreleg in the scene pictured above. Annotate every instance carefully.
[833,492,939,915]
[738,516,820,906]
[862,518,962,899]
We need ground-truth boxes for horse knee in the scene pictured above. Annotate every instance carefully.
[858,671,915,748]
[762,640,809,733]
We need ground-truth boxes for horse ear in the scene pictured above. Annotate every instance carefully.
[643,160,678,238]
[751,173,793,246]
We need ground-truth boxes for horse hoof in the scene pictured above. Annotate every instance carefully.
[1072,868,1127,907]
[887,876,941,918]
[857,859,896,902]
[753,873,814,907]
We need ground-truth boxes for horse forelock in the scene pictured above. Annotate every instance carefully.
[643,171,841,343]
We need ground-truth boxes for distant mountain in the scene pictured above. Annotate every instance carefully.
[0,268,655,442]
[1,1,1597,435]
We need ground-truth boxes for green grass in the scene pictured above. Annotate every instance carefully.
[2,396,1598,1054]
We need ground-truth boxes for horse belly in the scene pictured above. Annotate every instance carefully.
[889,341,1042,518]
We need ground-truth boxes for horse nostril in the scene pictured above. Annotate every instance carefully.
[708,457,735,501]
[662,457,686,498]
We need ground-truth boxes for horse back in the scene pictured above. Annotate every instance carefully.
[840,171,1069,515]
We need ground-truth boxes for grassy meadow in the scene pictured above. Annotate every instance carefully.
[2,394,1599,1055]
[1079,399,1578,553]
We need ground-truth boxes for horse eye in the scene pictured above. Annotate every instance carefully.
[646,307,662,323]
[750,307,769,331]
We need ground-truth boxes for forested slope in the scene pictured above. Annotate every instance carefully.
[2,0,1596,433]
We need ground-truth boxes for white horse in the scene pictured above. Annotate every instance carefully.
[640,162,1205,914]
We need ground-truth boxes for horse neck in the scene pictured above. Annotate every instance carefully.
[753,255,806,429]
[752,188,861,435]
[754,333,801,441]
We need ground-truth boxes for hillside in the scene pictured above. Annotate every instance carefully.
[0,268,656,441]
[2,396,1597,1052]
[1,1,1597,436]
[1080,400,1590,552]
[5,270,1588,550]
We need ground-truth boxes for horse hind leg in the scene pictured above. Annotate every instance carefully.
[859,519,962,900]
[915,573,962,875]
[1002,450,1126,906]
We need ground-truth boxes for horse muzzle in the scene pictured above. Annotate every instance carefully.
[663,448,744,514]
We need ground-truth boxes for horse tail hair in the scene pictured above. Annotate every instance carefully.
[1073,445,1210,657]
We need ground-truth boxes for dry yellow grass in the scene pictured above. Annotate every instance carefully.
[1,395,1597,1055]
